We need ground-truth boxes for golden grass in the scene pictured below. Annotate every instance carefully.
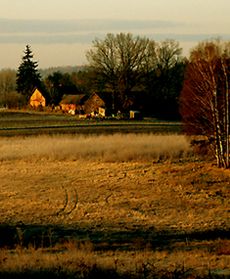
[0,134,229,278]
[0,242,229,278]
[0,133,191,162]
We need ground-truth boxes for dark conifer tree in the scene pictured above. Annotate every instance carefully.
[16,45,41,100]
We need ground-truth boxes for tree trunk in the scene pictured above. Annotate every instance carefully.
[209,62,227,168]
[221,58,229,168]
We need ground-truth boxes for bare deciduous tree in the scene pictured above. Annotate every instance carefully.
[180,40,230,168]
[86,33,153,111]
[0,69,16,95]
[0,69,23,108]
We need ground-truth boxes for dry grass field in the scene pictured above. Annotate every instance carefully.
[0,134,229,278]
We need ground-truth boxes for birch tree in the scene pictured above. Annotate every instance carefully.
[180,40,230,168]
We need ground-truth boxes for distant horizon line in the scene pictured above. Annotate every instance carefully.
[0,32,228,44]
[0,64,88,71]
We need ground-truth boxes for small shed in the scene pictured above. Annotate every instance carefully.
[30,88,46,108]
[130,110,142,120]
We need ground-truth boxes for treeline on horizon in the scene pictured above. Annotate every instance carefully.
[1,64,184,119]
[0,33,227,121]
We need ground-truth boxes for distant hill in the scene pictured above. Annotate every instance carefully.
[39,65,88,77]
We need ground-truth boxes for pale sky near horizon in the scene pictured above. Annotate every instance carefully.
[0,0,229,69]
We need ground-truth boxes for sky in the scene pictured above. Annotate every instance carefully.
[0,0,230,69]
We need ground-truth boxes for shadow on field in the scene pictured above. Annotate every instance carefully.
[0,222,229,252]
[0,269,123,279]
[0,223,229,278]
[0,269,228,279]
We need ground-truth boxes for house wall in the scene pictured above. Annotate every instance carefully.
[30,89,46,108]
[60,103,77,112]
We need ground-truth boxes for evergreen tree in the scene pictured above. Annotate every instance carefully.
[16,45,41,100]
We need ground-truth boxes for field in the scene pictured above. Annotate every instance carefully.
[0,110,181,136]
[0,111,229,278]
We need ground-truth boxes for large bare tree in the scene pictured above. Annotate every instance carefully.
[180,40,230,168]
[86,33,153,111]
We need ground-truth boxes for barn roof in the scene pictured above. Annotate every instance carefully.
[93,92,113,107]
[60,94,89,105]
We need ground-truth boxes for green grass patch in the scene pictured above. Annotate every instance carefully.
[0,110,182,136]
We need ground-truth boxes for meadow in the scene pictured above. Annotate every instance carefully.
[0,112,229,278]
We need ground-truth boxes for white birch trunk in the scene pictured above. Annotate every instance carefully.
[221,58,229,168]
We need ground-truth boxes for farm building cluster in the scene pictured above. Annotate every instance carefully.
[29,88,142,119]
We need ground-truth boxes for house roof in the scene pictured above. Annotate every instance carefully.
[60,94,88,105]
[60,92,114,109]
[30,88,45,101]
[93,92,113,107]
